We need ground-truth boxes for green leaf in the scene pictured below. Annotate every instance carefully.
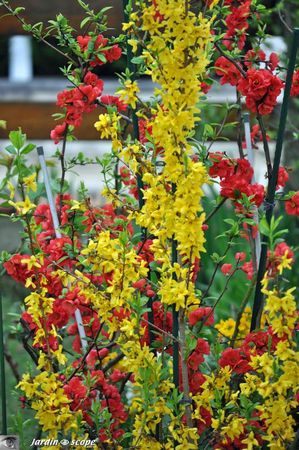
[5,145,17,155]
[96,52,107,63]
[259,217,270,236]
[9,129,25,150]
[21,143,36,155]
[80,16,91,28]
[131,56,144,64]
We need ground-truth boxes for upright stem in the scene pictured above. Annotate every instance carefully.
[122,0,144,211]
[59,126,68,217]
[236,90,245,158]
[0,294,7,435]
[251,28,299,331]
[178,309,193,429]
[171,235,179,389]
[257,113,272,178]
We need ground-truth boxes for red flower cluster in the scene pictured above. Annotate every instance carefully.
[133,278,155,298]
[215,56,242,86]
[241,260,254,280]
[219,347,250,374]
[221,263,233,276]
[276,166,289,189]
[244,49,279,72]
[63,367,128,442]
[187,338,210,372]
[209,153,265,208]
[119,166,140,200]
[238,68,283,115]
[77,34,122,67]
[285,192,299,216]
[219,329,281,375]
[223,0,252,50]
[50,34,122,143]
[215,51,283,116]
[100,94,127,112]
[290,69,299,97]
[188,306,214,327]
[51,72,104,143]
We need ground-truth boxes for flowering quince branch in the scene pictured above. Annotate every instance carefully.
[1,1,299,449]
[251,27,299,331]
[0,1,79,66]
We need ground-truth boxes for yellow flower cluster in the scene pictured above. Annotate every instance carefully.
[23,281,66,365]
[262,278,297,338]
[198,275,299,448]
[118,80,140,109]
[81,230,148,312]
[18,370,79,439]
[215,306,253,340]
[124,0,215,314]
[94,112,121,150]
[238,278,299,448]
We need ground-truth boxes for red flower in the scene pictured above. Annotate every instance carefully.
[84,71,104,90]
[215,57,242,86]
[200,81,212,94]
[269,52,279,71]
[244,49,266,68]
[290,69,299,97]
[100,94,127,112]
[238,69,283,115]
[238,69,272,100]
[105,45,122,63]
[4,254,31,284]
[189,307,214,327]
[219,347,250,374]
[48,300,70,328]
[50,122,67,144]
[189,372,206,395]
[276,166,289,189]
[77,35,90,52]
[285,192,299,215]
[221,263,233,275]
[187,339,210,370]
[247,183,265,207]
[235,252,246,262]
[241,260,254,280]
[274,242,294,260]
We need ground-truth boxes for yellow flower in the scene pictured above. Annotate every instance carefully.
[241,431,259,450]
[122,21,135,31]
[118,80,140,109]
[128,38,138,53]
[9,196,35,215]
[277,250,293,274]
[215,318,236,338]
[94,112,121,151]
[21,255,42,270]
[23,173,37,192]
